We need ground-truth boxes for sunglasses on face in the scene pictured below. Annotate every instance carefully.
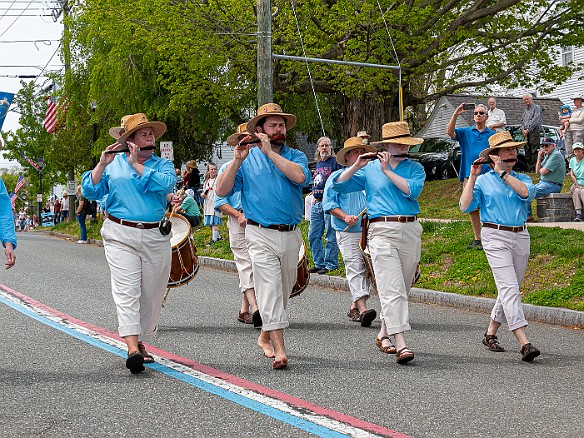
[474,111,486,116]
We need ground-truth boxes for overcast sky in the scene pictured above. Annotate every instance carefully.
[1,2,64,165]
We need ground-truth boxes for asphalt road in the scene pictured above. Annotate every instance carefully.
[1,232,583,438]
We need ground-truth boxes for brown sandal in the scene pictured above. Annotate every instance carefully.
[138,343,155,363]
[375,336,397,354]
[482,333,505,352]
[396,347,415,364]
[347,308,360,321]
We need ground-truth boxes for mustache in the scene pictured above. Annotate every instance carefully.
[105,146,155,154]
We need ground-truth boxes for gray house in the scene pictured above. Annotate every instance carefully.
[417,94,564,138]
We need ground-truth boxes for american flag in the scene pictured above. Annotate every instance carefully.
[14,175,26,193]
[9,192,17,208]
[43,96,58,133]
[21,152,40,171]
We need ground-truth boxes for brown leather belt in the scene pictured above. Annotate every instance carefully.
[369,215,417,223]
[107,215,159,229]
[247,219,297,232]
[482,222,526,232]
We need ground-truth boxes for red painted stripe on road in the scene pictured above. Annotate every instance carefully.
[1,285,412,438]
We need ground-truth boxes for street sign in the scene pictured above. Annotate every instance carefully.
[67,181,76,195]
[160,141,174,161]
[37,194,42,202]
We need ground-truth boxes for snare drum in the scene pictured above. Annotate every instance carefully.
[167,213,199,288]
[290,241,309,298]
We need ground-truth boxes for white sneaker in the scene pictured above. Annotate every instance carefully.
[77,239,88,244]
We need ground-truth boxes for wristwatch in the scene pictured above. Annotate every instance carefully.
[499,170,508,181]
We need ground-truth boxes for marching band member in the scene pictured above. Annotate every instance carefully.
[214,123,260,327]
[460,131,540,362]
[323,136,377,326]
[216,104,311,370]
[332,122,425,364]
[82,113,176,374]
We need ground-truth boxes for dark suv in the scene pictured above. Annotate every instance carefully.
[409,137,460,180]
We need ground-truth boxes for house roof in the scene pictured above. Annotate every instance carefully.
[417,94,564,138]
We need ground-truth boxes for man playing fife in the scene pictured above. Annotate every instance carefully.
[527,137,566,221]
[216,104,311,370]
[323,136,377,326]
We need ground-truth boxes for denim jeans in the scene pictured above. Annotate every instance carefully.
[77,213,87,240]
[529,180,562,217]
[308,201,338,270]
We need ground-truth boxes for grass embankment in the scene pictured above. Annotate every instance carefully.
[51,176,584,311]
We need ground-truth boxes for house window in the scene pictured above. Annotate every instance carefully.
[561,46,574,66]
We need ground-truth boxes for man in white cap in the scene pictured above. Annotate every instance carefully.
[565,93,584,158]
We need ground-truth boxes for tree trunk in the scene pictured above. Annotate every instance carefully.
[343,93,400,142]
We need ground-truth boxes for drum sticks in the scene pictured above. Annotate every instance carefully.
[342,207,367,231]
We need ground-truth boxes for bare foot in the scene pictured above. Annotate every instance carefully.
[258,338,275,358]
[272,356,288,370]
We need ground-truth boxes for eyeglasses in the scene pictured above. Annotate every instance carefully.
[474,111,486,116]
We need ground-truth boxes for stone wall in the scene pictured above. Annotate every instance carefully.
[536,193,575,222]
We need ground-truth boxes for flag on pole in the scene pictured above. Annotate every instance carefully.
[14,175,26,193]
[21,152,40,171]
[9,192,17,208]
[43,96,58,133]
[0,91,15,132]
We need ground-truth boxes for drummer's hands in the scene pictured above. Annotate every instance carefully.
[4,243,15,270]
[100,142,122,166]
[344,214,358,228]
[237,211,247,227]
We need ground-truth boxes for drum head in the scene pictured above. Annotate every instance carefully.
[168,214,191,247]
[298,240,305,262]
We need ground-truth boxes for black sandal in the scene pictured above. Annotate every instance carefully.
[138,343,155,363]
[482,333,505,352]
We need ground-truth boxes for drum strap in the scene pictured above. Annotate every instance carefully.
[359,214,369,250]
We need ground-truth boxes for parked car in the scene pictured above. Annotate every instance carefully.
[409,137,460,180]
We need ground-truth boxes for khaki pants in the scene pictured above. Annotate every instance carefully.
[482,227,530,331]
[101,219,172,340]
[245,225,301,331]
[336,231,370,302]
[227,216,254,292]
[368,221,422,336]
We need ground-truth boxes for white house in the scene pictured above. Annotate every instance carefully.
[542,46,584,104]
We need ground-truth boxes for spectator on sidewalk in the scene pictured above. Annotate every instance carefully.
[565,93,584,158]
[447,102,495,250]
[60,192,70,222]
[569,142,584,222]
[486,97,507,133]
[527,137,566,221]
[520,93,542,171]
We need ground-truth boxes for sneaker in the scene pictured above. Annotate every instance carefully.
[309,267,322,274]
[467,239,482,250]
[575,214,582,222]
[520,343,540,362]
[317,268,329,275]
[76,239,88,244]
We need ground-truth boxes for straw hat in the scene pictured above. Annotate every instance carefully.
[109,113,166,145]
[478,130,526,160]
[370,122,423,146]
[227,122,252,146]
[336,136,376,166]
[185,160,197,170]
[246,103,296,133]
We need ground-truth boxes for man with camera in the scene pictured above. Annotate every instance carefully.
[447,102,495,250]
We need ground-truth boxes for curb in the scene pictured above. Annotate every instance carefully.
[199,256,584,328]
[42,232,584,328]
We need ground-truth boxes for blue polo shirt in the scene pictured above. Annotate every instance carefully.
[226,145,311,226]
[455,125,495,181]
[460,170,535,226]
[81,153,176,222]
[322,168,366,233]
[215,161,242,212]
[332,159,425,218]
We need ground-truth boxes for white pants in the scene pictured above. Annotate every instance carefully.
[101,219,172,340]
[482,227,530,331]
[571,185,584,210]
[245,225,301,331]
[368,221,422,336]
[227,216,254,292]
[336,231,370,302]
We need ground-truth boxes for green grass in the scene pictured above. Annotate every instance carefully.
[48,177,584,311]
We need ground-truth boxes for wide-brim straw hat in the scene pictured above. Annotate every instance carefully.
[246,103,296,133]
[370,121,423,146]
[336,136,377,166]
[185,159,197,169]
[227,122,252,146]
[479,130,526,160]
[109,113,166,145]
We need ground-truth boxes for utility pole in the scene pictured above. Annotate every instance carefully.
[256,0,273,105]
